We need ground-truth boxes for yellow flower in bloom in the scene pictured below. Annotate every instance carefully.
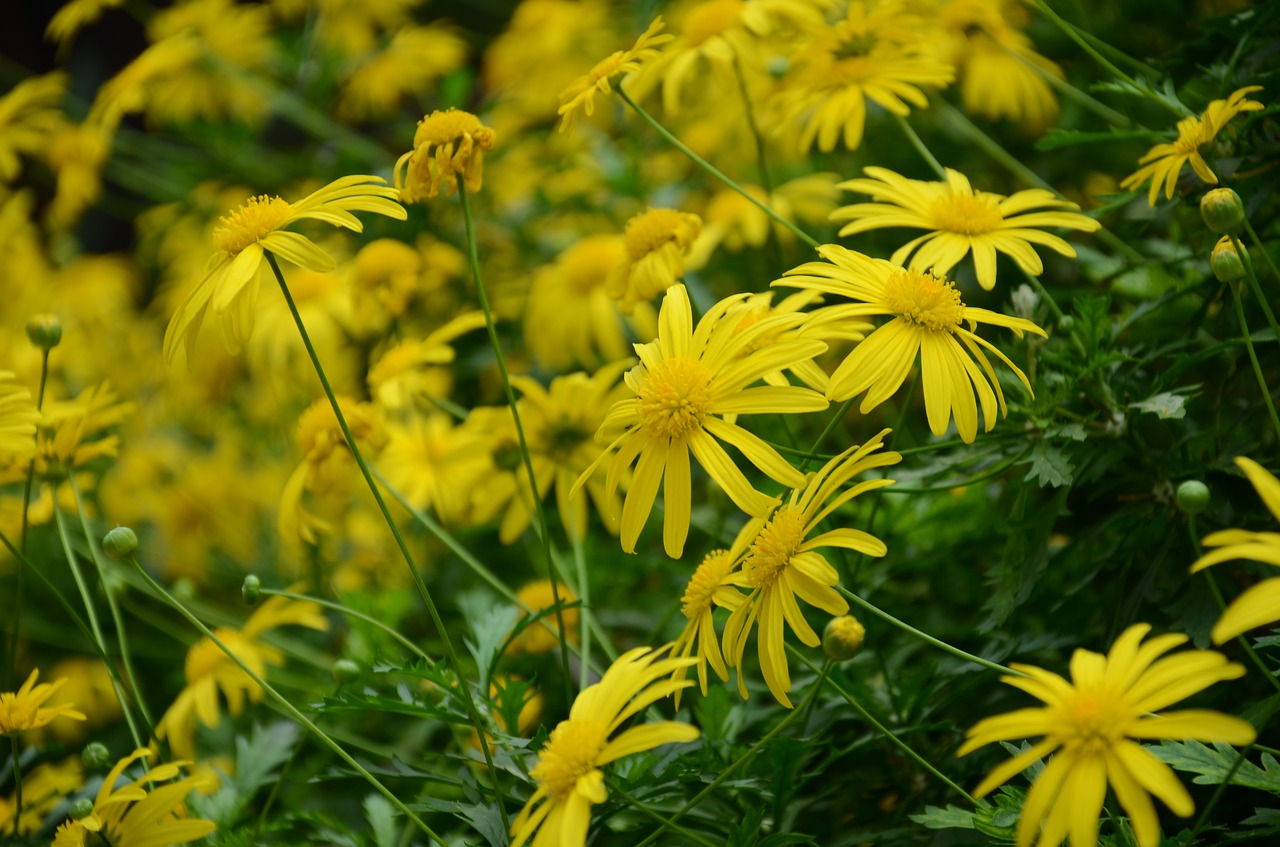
[0,756,81,835]
[960,624,1255,847]
[0,72,66,183]
[670,543,749,708]
[394,109,496,202]
[0,371,39,460]
[1120,86,1264,207]
[163,175,406,366]
[155,596,328,758]
[1191,457,1280,643]
[609,208,703,316]
[378,413,487,524]
[367,312,488,412]
[777,245,1045,443]
[575,284,828,558]
[510,646,699,847]
[4,382,133,486]
[52,749,215,847]
[507,580,580,656]
[724,290,866,394]
[0,669,86,736]
[832,167,1099,290]
[724,432,898,707]
[557,16,671,134]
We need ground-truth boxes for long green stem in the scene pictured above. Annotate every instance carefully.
[1234,231,1280,346]
[125,556,447,844]
[571,535,593,691]
[1030,0,1143,94]
[607,778,719,847]
[618,88,821,251]
[633,660,833,847]
[261,588,432,665]
[10,736,20,837]
[8,348,50,688]
[1018,52,1131,127]
[1230,282,1280,443]
[800,398,856,473]
[265,251,508,830]
[1244,219,1280,286]
[895,115,947,180]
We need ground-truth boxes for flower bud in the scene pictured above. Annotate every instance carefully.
[823,615,865,661]
[26,314,62,350]
[102,526,138,561]
[1176,480,1210,515]
[81,741,111,771]
[1200,188,1245,234]
[68,798,95,820]
[1211,236,1247,283]
[242,575,261,605]
[333,658,361,684]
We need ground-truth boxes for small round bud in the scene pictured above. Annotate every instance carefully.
[170,578,197,603]
[1200,188,1245,235]
[81,741,111,771]
[1211,236,1247,283]
[1176,480,1211,515]
[26,314,63,350]
[242,575,261,606]
[68,798,95,820]
[1057,314,1075,333]
[823,615,865,661]
[333,658,361,684]
[102,526,138,561]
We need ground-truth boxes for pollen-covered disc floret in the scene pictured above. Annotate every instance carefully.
[395,108,496,202]
[742,506,806,589]
[610,208,702,315]
[635,357,713,439]
[211,195,292,255]
[530,719,610,797]
[882,268,965,331]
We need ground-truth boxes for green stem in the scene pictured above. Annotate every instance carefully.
[837,586,1018,676]
[571,535,593,691]
[260,588,433,665]
[618,88,821,251]
[265,251,509,830]
[800,398,856,473]
[9,348,49,688]
[732,56,784,271]
[607,778,719,847]
[10,736,20,837]
[1234,231,1280,346]
[1244,219,1280,286]
[1230,281,1280,443]
[456,188,574,707]
[125,557,448,844]
[1020,53,1131,127]
[793,648,976,803]
[633,660,833,847]
[1189,744,1251,839]
[895,115,947,180]
[1030,0,1143,92]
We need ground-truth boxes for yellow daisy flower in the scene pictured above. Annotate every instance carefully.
[832,167,1099,290]
[0,669,87,736]
[610,208,703,316]
[1120,86,1264,207]
[960,623,1256,847]
[669,538,752,708]
[723,431,899,708]
[0,371,39,460]
[394,108,496,202]
[378,413,488,525]
[557,16,671,134]
[163,175,407,366]
[509,646,699,847]
[1190,457,1280,643]
[574,283,828,558]
[776,245,1046,443]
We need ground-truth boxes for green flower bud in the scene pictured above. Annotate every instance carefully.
[823,615,865,661]
[68,798,95,820]
[1057,314,1075,333]
[333,658,361,684]
[102,526,138,561]
[1200,188,1245,234]
[1211,236,1247,283]
[1176,480,1211,515]
[242,575,261,606]
[26,314,62,350]
[81,741,111,771]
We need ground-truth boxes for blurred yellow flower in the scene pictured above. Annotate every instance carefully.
[395,109,496,202]
[0,756,81,835]
[610,208,703,315]
[337,25,469,122]
[367,312,488,412]
[378,413,487,524]
[0,669,86,736]
[0,371,38,460]
[45,0,126,49]
[507,580,580,656]
[557,16,671,133]
[0,72,66,183]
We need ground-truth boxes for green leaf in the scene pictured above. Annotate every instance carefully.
[910,804,975,830]
[1023,443,1074,488]
[1152,741,1280,792]
[1129,392,1189,419]
[364,794,398,847]
[459,590,521,688]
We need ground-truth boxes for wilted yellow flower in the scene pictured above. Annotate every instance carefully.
[0,669,87,736]
[395,109,496,201]
[557,16,671,133]
[609,208,703,315]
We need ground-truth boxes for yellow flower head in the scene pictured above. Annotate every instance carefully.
[0,72,66,183]
[12,382,133,486]
[0,669,87,736]
[670,541,751,709]
[510,646,699,847]
[960,624,1255,847]
[1120,86,1264,207]
[777,245,1046,443]
[0,756,82,835]
[557,16,671,133]
[378,413,488,524]
[609,208,703,315]
[1191,457,1280,643]
[832,167,1099,290]
[395,109,496,202]
[163,176,407,366]
[0,371,39,461]
[507,580,581,656]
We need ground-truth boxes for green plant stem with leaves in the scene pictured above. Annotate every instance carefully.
[260,588,432,665]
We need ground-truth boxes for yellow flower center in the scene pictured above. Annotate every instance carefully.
[927,191,1004,235]
[682,0,744,47]
[681,549,733,618]
[883,268,965,332]
[0,691,39,734]
[212,195,292,255]
[1172,116,1210,154]
[542,420,592,461]
[531,718,609,797]
[1063,688,1129,752]
[412,107,489,148]
[636,357,713,439]
[743,506,807,589]
[625,209,695,261]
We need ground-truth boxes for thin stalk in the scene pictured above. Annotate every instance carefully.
[571,534,593,691]
[895,115,948,180]
[633,660,833,847]
[793,648,975,803]
[1234,231,1280,345]
[618,88,821,251]
[265,252,509,830]
[607,778,719,847]
[260,589,432,665]
[1021,53,1131,127]
[731,56,784,270]
[125,557,449,844]
[837,586,1018,676]
[1244,219,1280,287]
[1030,0,1142,92]
[1230,282,1280,443]
[9,348,50,688]
[457,188,574,706]
[10,737,20,838]
[800,398,857,473]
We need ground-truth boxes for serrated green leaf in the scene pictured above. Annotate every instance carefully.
[909,804,975,830]
[1129,392,1188,419]
[1023,443,1074,488]
[1152,740,1280,792]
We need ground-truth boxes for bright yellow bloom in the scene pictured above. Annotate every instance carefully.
[575,284,828,558]
[510,646,699,847]
[155,596,328,758]
[960,624,1256,847]
[0,371,38,460]
[557,16,671,133]
[378,413,488,524]
[670,542,750,708]
[1120,86,1264,207]
[0,669,86,736]
[507,580,580,656]
[1191,457,1280,643]
[163,176,407,366]
[724,432,898,707]
[0,756,81,835]
[52,749,215,847]
[832,167,1099,290]
[395,109,496,202]
[610,208,703,315]
[777,245,1046,443]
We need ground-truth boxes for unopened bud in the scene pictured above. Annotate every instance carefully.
[823,615,865,661]
[1176,480,1211,515]
[81,741,111,771]
[1200,188,1245,235]
[68,798,95,820]
[1211,236,1247,283]
[102,526,137,561]
[333,658,360,684]
[26,314,62,350]
[241,575,261,605]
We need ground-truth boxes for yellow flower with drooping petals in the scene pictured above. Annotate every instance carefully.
[0,669,87,736]
[557,16,671,133]
[609,208,703,315]
[670,542,750,708]
[395,109,496,202]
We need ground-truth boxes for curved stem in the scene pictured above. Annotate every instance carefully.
[9,349,49,688]
[800,398,857,473]
[1233,231,1280,349]
[260,588,432,665]
[1229,281,1280,443]
[1244,219,1280,286]
[895,115,947,180]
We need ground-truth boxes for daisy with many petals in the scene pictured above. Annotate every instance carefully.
[163,175,407,366]
[510,646,699,847]
[1120,86,1264,207]
[961,623,1255,847]
[724,431,899,707]
[0,669,86,736]
[776,245,1046,443]
[832,167,1099,290]
[557,16,671,134]
[574,284,828,558]
[1191,457,1280,643]
[669,537,753,708]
